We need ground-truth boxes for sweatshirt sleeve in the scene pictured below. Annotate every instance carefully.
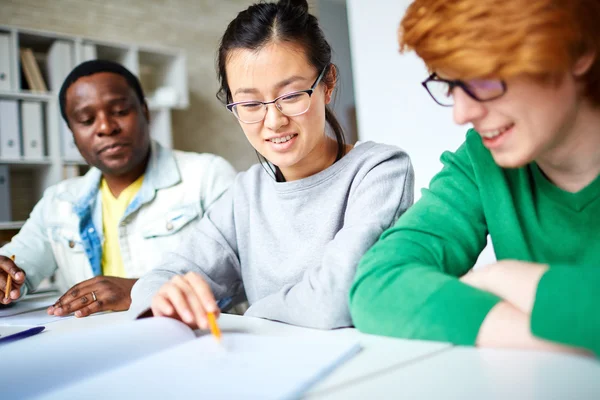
[244,148,415,329]
[350,140,501,345]
[199,155,237,212]
[531,265,600,355]
[130,187,243,316]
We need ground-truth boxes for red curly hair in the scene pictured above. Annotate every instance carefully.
[399,0,600,105]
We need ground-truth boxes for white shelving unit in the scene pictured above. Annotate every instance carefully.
[0,24,188,228]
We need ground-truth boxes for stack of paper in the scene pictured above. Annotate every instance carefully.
[2,317,361,399]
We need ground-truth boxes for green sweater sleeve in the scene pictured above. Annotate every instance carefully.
[531,265,600,355]
[350,136,501,345]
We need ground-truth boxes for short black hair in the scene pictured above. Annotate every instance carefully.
[59,59,146,124]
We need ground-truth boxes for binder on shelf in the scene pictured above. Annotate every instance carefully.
[47,40,82,161]
[20,101,45,159]
[149,109,173,149]
[61,131,82,161]
[82,43,97,62]
[0,33,12,91]
[46,40,73,91]
[62,165,80,180]
[0,99,21,159]
[0,165,12,222]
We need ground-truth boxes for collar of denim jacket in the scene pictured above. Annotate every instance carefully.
[70,140,181,215]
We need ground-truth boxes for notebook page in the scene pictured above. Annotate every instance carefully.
[36,333,361,400]
[3,317,195,399]
[0,294,59,318]
[0,308,73,326]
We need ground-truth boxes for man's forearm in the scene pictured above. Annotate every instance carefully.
[463,260,548,314]
[476,301,588,354]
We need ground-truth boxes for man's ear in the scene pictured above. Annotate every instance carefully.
[142,102,151,123]
[573,50,596,77]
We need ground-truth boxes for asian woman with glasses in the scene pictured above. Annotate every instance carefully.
[129,0,414,330]
[351,0,600,356]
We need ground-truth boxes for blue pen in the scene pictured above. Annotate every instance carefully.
[217,296,233,311]
[0,326,45,344]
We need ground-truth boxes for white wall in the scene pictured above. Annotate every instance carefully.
[318,0,357,142]
[346,0,495,266]
[346,0,466,196]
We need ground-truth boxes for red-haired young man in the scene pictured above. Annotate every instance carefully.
[351,0,600,356]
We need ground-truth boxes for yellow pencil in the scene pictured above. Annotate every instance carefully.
[4,255,15,299]
[206,312,222,343]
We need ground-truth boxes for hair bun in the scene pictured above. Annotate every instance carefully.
[278,0,309,13]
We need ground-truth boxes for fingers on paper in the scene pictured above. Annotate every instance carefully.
[74,299,105,318]
[152,273,217,330]
[49,278,101,316]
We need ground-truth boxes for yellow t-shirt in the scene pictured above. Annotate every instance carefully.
[100,175,144,277]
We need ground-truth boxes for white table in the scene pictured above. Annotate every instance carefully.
[2,295,599,399]
[307,346,600,399]
[205,313,452,396]
[2,295,450,397]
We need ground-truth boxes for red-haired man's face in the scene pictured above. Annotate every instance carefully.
[449,66,590,169]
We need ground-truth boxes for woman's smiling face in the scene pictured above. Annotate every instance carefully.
[226,41,335,179]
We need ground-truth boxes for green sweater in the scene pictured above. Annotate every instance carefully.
[350,130,600,355]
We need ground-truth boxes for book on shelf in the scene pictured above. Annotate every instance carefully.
[19,48,48,92]
[62,164,80,180]
[3,316,361,399]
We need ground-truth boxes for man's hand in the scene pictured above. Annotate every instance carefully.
[0,256,26,305]
[48,276,137,317]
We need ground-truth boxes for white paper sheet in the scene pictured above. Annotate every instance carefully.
[0,308,72,326]
[35,333,361,400]
[0,295,59,318]
[2,317,196,398]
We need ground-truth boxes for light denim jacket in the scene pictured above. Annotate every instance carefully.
[0,141,236,296]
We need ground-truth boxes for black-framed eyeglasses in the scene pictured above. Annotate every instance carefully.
[421,73,507,107]
[226,66,328,124]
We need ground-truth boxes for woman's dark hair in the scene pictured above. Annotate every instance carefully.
[216,0,346,181]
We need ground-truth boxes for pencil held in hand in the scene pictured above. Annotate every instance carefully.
[4,275,11,299]
[4,255,15,299]
[207,312,222,343]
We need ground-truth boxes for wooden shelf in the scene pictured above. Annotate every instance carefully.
[0,221,25,230]
[0,90,53,101]
[62,160,88,166]
[0,158,52,166]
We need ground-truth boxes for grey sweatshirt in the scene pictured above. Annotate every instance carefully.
[131,141,414,329]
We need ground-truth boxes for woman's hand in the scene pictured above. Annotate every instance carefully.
[151,272,219,329]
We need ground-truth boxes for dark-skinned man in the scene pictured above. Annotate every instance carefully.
[0,60,236,317]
